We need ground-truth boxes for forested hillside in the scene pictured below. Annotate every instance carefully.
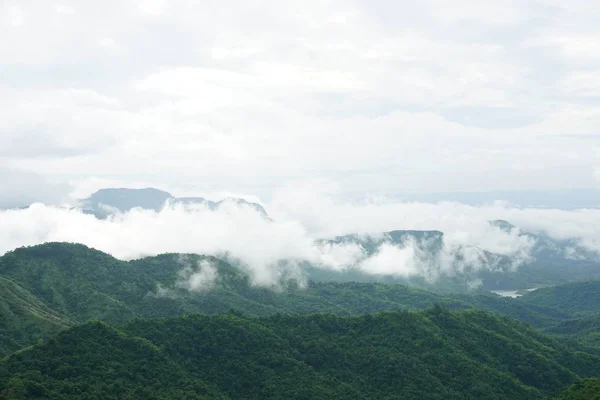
[545,314,600,348]
[0,276,73,356]
[0,243,574,352]
[0,321,226,400]
[3,308,600,399]
[519,281,600,317]
[548,378,600,399]
[2,243,600,398]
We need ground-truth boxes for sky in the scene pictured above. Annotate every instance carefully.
[1,0,599,206]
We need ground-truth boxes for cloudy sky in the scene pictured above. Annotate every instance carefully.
[1,0,599,206]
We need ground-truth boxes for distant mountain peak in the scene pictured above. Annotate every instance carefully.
[489,220,516,231]
[79,187,268,218]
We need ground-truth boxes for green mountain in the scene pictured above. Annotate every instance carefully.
[72,188,600,290]
[0,321,226,400]
[519,281,600,317]
[2,308,600,399]
[0,276,73,357]
[545,314,600,348]
[547,378,600,399]
[0,243,572,354]
[0,243,155,324]
[313,223,600,291]
[2,242,600,398]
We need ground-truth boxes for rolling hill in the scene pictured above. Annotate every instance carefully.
[0,276,73,357]
[0,242,574,354]
[518,281,600,317]
[2,308,600,399]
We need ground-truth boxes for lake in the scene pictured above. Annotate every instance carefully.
[490,288,538,298]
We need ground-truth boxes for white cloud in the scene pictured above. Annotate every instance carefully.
[537,35,600,63]
[0,88,124,158]
[97,37,116,48]
[175,258,219,292]
[0,0,598,296]
[561,71,600,97]
[0,168,71,208]
[8,6,23,26]
[359,243,420,278]
[211,46,261,60]
[1,0,600,202]
[3,189,598,288]
[135,0,166,16]
[425,0,526,25]
[56,4,75,15]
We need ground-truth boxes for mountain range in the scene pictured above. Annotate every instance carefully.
[2,242,600,398]
[12,186,600,291]
[3,187,600,398]
[0,242,580,355]
[310,222,600,291]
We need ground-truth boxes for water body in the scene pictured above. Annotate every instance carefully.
[490,288,538,298]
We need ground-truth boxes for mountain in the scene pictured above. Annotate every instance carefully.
[0,276,73,357]
[121,309,599,398]
[2,242,600,398]
[12,188,600,291]
[310,228,516,291]
[482,220,600,289]
[310,223,600,291]
[547,378,600,399]
[0,321,226,400]
[3,308,600,399]
[515,282,600,348]
[79,187,269,218]
[545,314,600,348]
[518,281,600,317]
[0,242,573,354]
[81,187,173,213]
[172,196,269,217]
[0,242,153,324]
[17,186,600,291]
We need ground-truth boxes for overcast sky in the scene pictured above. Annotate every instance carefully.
[1,0,599,205]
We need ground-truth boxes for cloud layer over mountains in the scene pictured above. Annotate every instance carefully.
[1,186,598,288]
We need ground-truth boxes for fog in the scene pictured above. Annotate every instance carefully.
[1,187,598,287]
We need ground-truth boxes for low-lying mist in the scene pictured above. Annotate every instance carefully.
[0,187,598,289]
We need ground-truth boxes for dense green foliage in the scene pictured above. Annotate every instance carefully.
[0,321,225,399]
[0,243,571,352]
[520,281,600,317]
[0,276,73,356]
[547,378,600,399]
[3,309,600,399]
[545,314,600,348]
[3,242,600,398]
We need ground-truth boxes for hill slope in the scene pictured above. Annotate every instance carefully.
[0,276,73,357]
[0,242,575,354]
[0,321,226,399]
[2,309,600,399]
[519,281,600,317]
[547,378,600,399]
[545,313,600,348]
